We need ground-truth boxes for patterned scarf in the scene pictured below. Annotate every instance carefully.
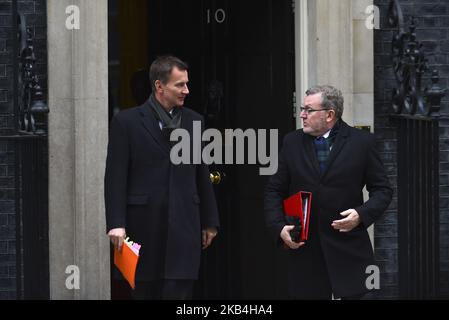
[313,136,328,173]
[313,120,340,172]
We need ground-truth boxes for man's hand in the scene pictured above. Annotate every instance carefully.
[331,209,361,232]
[280,225,305,249]
[108,228,126,251]
[202,227,218,250]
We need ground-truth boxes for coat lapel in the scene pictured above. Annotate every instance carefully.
[321,121,350,178]
[180,108,193,133]
[300,132,321,177]
[139,101,171,155]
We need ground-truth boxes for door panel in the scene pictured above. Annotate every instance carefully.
[230,0,295,299]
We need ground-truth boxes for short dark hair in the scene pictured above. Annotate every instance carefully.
[149,55,188,92]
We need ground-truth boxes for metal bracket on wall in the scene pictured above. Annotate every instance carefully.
[354,125,371,132]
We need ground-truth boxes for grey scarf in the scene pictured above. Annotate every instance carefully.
[148,94,182,140]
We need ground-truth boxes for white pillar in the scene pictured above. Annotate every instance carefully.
[352,0,374,131]
[352,0,375,248]
[295,0,310,129]
[314,0,354,125]
[47,0,110,299]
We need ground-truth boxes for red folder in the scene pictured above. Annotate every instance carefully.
[283,191,312,241]
[114,243,139,289]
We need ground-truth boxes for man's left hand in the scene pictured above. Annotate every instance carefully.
[202,227,218,249]
[331,209,361,232]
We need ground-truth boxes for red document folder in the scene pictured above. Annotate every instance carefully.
[283,191,312,241]
[114,243,139,289]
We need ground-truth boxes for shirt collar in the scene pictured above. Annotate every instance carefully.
[317,120,341,139]
[321,129,332,139]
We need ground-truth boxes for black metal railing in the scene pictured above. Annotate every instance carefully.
[395,117,440,299]
[0,0,50,299]
[388,0,445,299]
[0,135,49,299]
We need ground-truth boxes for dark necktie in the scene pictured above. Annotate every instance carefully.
[313,136,329,172]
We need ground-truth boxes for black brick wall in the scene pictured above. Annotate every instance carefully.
[0,0,47,300]
[374,0,449,299]
[0,0,16,300]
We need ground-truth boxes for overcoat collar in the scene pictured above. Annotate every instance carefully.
[139,100,194,155]
[301,120,350,179]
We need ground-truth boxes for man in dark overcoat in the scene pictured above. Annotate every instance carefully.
[265,85,392,299]
[105,55,220,299]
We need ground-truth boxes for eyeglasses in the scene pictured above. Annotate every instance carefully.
[299,106,330,115]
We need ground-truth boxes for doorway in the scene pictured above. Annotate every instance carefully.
[108,0,296,299]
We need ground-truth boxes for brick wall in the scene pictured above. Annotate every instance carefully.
[374,0,449,299]
[0,0,16,300]
[0,0,47,300]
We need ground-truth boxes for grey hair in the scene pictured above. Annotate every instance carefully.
[305,85,344,119]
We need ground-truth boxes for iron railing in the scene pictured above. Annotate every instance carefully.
[388,0,445,299]
[0,0,49,299]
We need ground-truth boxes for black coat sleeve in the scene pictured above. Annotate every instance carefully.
[355,135,393,227]
[104,115,130,233]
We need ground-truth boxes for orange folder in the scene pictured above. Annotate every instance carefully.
[114,243,139,289]
[283,191,312,241]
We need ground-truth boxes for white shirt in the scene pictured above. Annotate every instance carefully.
[321,129,331,139]
[317,129,333,150]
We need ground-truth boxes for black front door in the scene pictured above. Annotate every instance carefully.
[110,0,295,299]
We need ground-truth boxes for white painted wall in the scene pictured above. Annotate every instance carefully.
[47,0,110,299]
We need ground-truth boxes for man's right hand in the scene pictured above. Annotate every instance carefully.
[280,225,305,249]
[108,228,126,252]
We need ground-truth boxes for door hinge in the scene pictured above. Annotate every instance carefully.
[292,91,297,118]
[292,0,295,14]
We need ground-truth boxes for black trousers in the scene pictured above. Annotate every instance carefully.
[132,280,194,300]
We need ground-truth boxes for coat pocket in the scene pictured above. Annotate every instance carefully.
[127,194,150,205]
